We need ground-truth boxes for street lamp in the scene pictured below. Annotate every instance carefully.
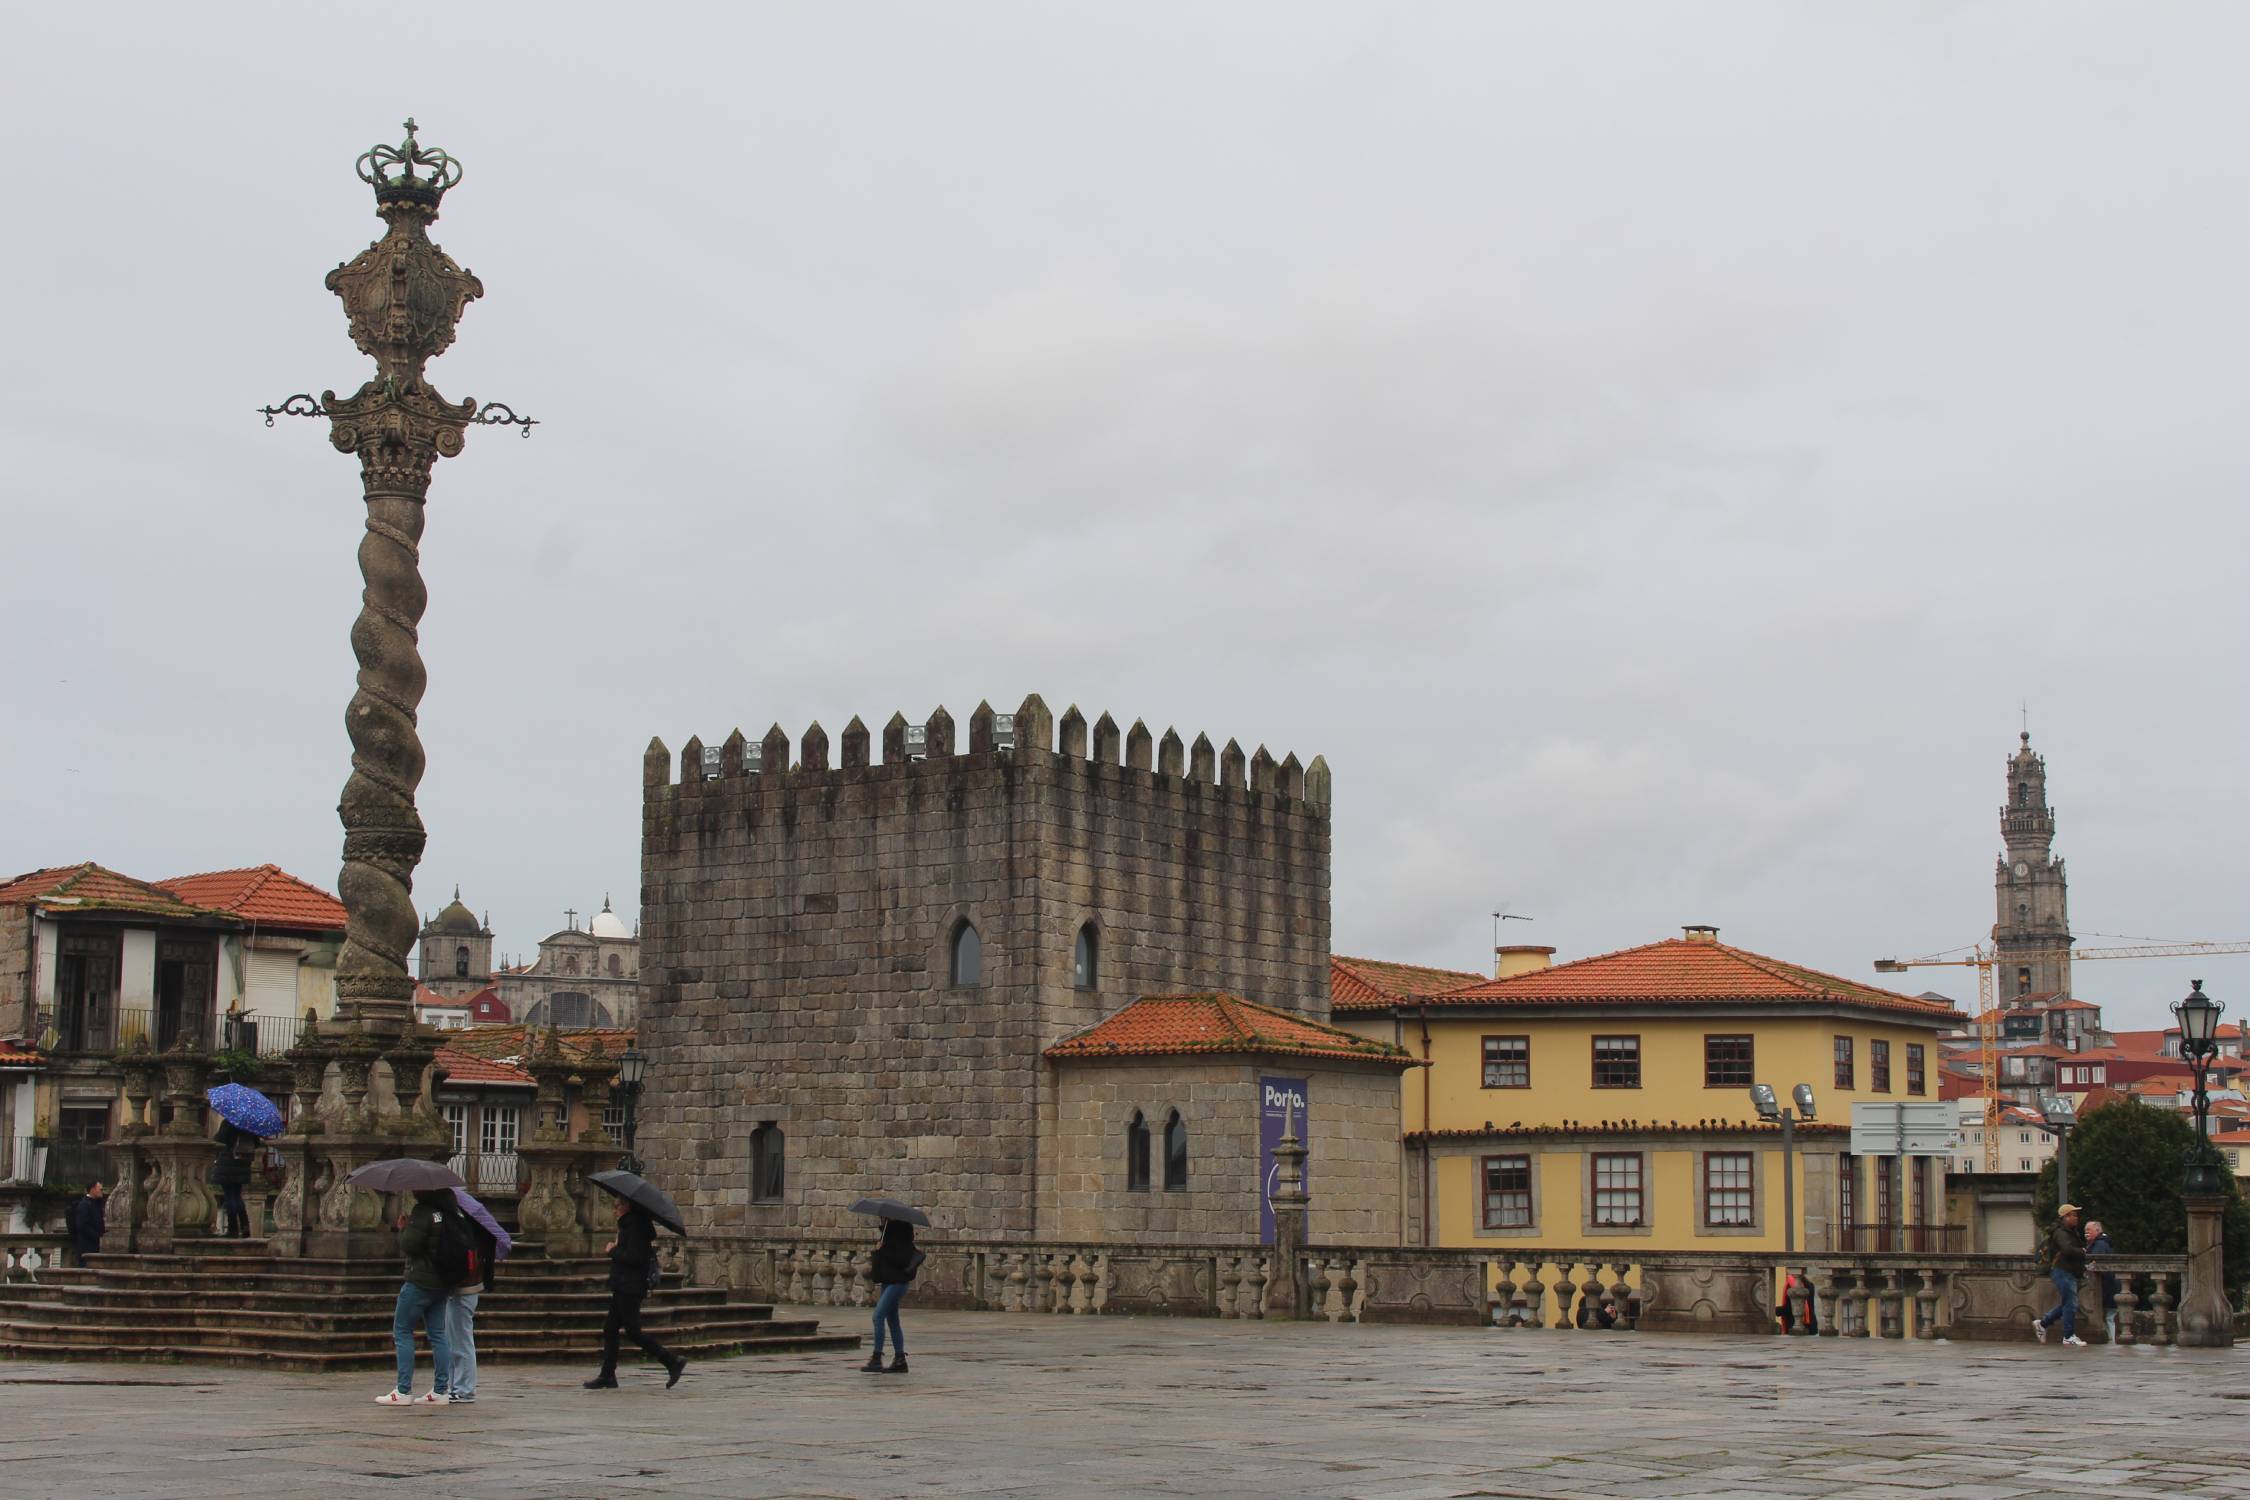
[1752,1082,1817,1333]
[2174,980,2226,1195]
[2036,1090,2078,1205]
[616,1045,648,1175]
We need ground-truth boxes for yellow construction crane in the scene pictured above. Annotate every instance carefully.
[1874,941,2250,1169]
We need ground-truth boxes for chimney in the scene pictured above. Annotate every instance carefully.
[1494,945,1556,979]
[1683,924,1720,944]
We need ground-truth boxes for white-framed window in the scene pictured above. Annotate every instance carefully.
[1703,1152,1755,1228]
[442,1102,467,1159]
[601,1097,626,1143]
[1592,1153,1644,1227]
[1481,1154,1533,1228]
[481,1103,521,1157]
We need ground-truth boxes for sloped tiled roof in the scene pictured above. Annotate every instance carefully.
[433,1044,534,1089]
[1330,955,1483,1011]
[156,865,345,932]
[438,1024,635,1066]
[1362,936,1959,1022]
[0,863,229,922]
[0,1040,43,1066]
[1046,994,1417,1067]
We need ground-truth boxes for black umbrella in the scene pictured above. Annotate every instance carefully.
[589,1169,686,1236]
[849,1197,931,1228]
[346,1158,465,1192]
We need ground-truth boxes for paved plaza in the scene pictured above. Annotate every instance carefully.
[0,1308,2242,1500]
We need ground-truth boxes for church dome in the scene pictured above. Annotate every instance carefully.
[430,886,483,935]
[588,894,631,941]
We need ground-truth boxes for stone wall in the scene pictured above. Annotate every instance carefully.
[638,698,1332,1239]
[0,907,27,1038]
[1044,1058,1403,1246]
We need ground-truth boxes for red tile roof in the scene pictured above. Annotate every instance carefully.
[156,865,345,932]
[0,863,228,922]
[0,1040,43,1066]
[1330,955,1483,1010]
[433,1044,534,1089]
[1408,1119,1851,1142]
[1046,994,1417,1066]
[1347,936,1959,1022]
[438,1024,635,1066]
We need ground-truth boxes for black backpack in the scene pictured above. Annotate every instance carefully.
[429,1207,481,1288]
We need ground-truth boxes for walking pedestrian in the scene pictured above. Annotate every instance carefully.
[444,1186,512,1405]
[2084,1218,2120,1344]
[65,1181,106,1266]
[585,1197,685,1390]
[862,1216,920,1373]
[2033,1202,2089,1347]
[376,1189,457,1405]
[212,1121,257,1239]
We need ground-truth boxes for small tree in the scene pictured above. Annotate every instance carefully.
[2032,1096,2250,1296]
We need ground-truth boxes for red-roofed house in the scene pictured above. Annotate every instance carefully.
[1043,995,1416,1245]
[155,865,347,1055]
[1330,925,1962,1255]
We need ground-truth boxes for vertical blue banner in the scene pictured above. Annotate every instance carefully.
[1259,1075,1310,1245]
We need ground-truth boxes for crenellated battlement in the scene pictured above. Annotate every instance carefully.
[644,692,1331,810]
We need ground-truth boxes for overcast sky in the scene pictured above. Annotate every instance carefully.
[5,4,2246,1030]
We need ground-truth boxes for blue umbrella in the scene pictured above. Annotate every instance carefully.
[205,1082,284,1138]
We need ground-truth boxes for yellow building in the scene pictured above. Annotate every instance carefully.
[1333,927,1961,1255]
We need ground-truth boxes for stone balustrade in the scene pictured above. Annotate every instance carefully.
[679,1235,2189,1343]
[0,1234,67,1283]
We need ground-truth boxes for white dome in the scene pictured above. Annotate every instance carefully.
[588,906,631,940]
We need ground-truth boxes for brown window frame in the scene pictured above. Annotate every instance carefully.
[1906,1043,1927,1096]
[1590,1151,1645,1227]
[1703,1034,1755,1089]
[1481,1035,1530,1089]
[1833,1035,1855,1090]
[1870,1038,1892,1093]
[1480,1154,1533,1229]
[1703,1151,1756,1228]
[1591,1035,1642,1089]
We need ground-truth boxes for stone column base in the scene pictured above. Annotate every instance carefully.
[297,1122,453,1262]
[517,1138,620,1258]
[2179,1193,2236,1348]
[105,1134,222,1254]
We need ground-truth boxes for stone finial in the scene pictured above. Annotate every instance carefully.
[1189,732,1216,782]
[926,706,956,759]
[679,735,705,785]
[644,736,670,789]
[1220,739,1247,789]
[720,727,748,776]
[1279,752,1305,800]
[841,715,871,769]
[761,723,791,776]
[1158,728,1185,777]
[969,700,997,754]
[1305,754,1332,808]
[882,711,909,765]
[1092,712,1121,764]
[1126,719,1153,771]
[1016,693,1055,754]
[1059,705,1088,758]
[1249,745,1276,793]
[801,721,830,773]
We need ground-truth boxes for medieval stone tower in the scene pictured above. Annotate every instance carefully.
[1993,731,2072,1001]
[635,694,1332,1239]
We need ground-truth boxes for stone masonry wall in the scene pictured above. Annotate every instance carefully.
[0,907,29,1039]
[638,697,1332,1240]
[1044,1057,1402,1246]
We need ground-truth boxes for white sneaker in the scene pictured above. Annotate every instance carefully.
[415,1391,448,1405]
[374,1389,414,1405]
[2032,1321,2048,1343]
[2063,1335,2087,1347]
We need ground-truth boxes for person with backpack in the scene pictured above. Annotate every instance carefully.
[861,1217,920,1374]
[65,1181,106,1266]
[444,1186,512,1405]
[377,1189,459,1405]
[211,1121,258,1239]
[584,1197,685,1391]
[2033,1203,2089,1347]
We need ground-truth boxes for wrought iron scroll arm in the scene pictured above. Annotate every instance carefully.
[257,394,328,426]
[473,401,538,438]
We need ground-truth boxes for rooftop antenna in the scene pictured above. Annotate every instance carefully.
[1493,909,1534,951]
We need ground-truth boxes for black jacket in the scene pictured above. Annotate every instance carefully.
[2050,1221,2087,1277]
[68,1193,106,1249]
[211,1125,254,1188]
[870,1221,920,1286]
[609,1207,657,1296]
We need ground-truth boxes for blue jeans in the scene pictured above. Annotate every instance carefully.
[872,1282,907,1358]
[2040,1268,2080,1337]
[447,1292,479,1396]
[393,1282,453,1395]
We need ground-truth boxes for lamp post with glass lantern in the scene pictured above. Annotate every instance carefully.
[616,1045,648,1174]
[2175,980,2225,1192]
[2036,1091,2078,1206]
[1751,1082,1817,1332]
[2172,980,2236,1346]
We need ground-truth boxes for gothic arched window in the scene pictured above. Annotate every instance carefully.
[1073,923,1098,990]
[2016,782,2030,806]
[1126,1111,1151,1191]
[607,953,623,978]
[1163,1110,1189,1191]
[950,919,983,987]
[454,945,470,978]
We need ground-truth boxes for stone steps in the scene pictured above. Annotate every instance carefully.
[0,1330,857,1371]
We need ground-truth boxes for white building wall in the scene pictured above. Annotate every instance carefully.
[118,930,157,1010]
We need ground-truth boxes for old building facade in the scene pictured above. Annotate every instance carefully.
[496,898,641,1029]
[1993,731,2072,1002]
[636,696,1366,1242]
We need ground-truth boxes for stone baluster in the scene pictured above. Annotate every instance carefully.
[1242,1255,1268,1319]
[783,1244,807,1304]
[1811,1269,1839,1336]
[1537,1263,1565,1330]
[1608,1263,1636,1330]
[1337,1258,1361,1325]
[1068,1252,1093,1314]
[848,1249,872,1307]
[2113,1278,2140,1346]
[1035,1252,1059,1313]
[1002,1251,1028,1313]
[1843,1274,1870,1337]
[803,1248,827,1305]
[2151,1272,2177,1346]
[1216,1253,1242,1318]
[1089,1253,1109,1314]
[1881,1269,1907,1339]
[1557,1263,1586,1329]
[1052,1253,1077,1314]
[1912,1269,1940,1340]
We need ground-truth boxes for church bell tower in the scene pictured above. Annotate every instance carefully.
[1993,731,2071,1002]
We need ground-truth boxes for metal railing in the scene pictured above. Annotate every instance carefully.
[2,1138,43,1185]
[447,1151,523,1194]
[43,1141,109,1189]
[117,1006,212,1053]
